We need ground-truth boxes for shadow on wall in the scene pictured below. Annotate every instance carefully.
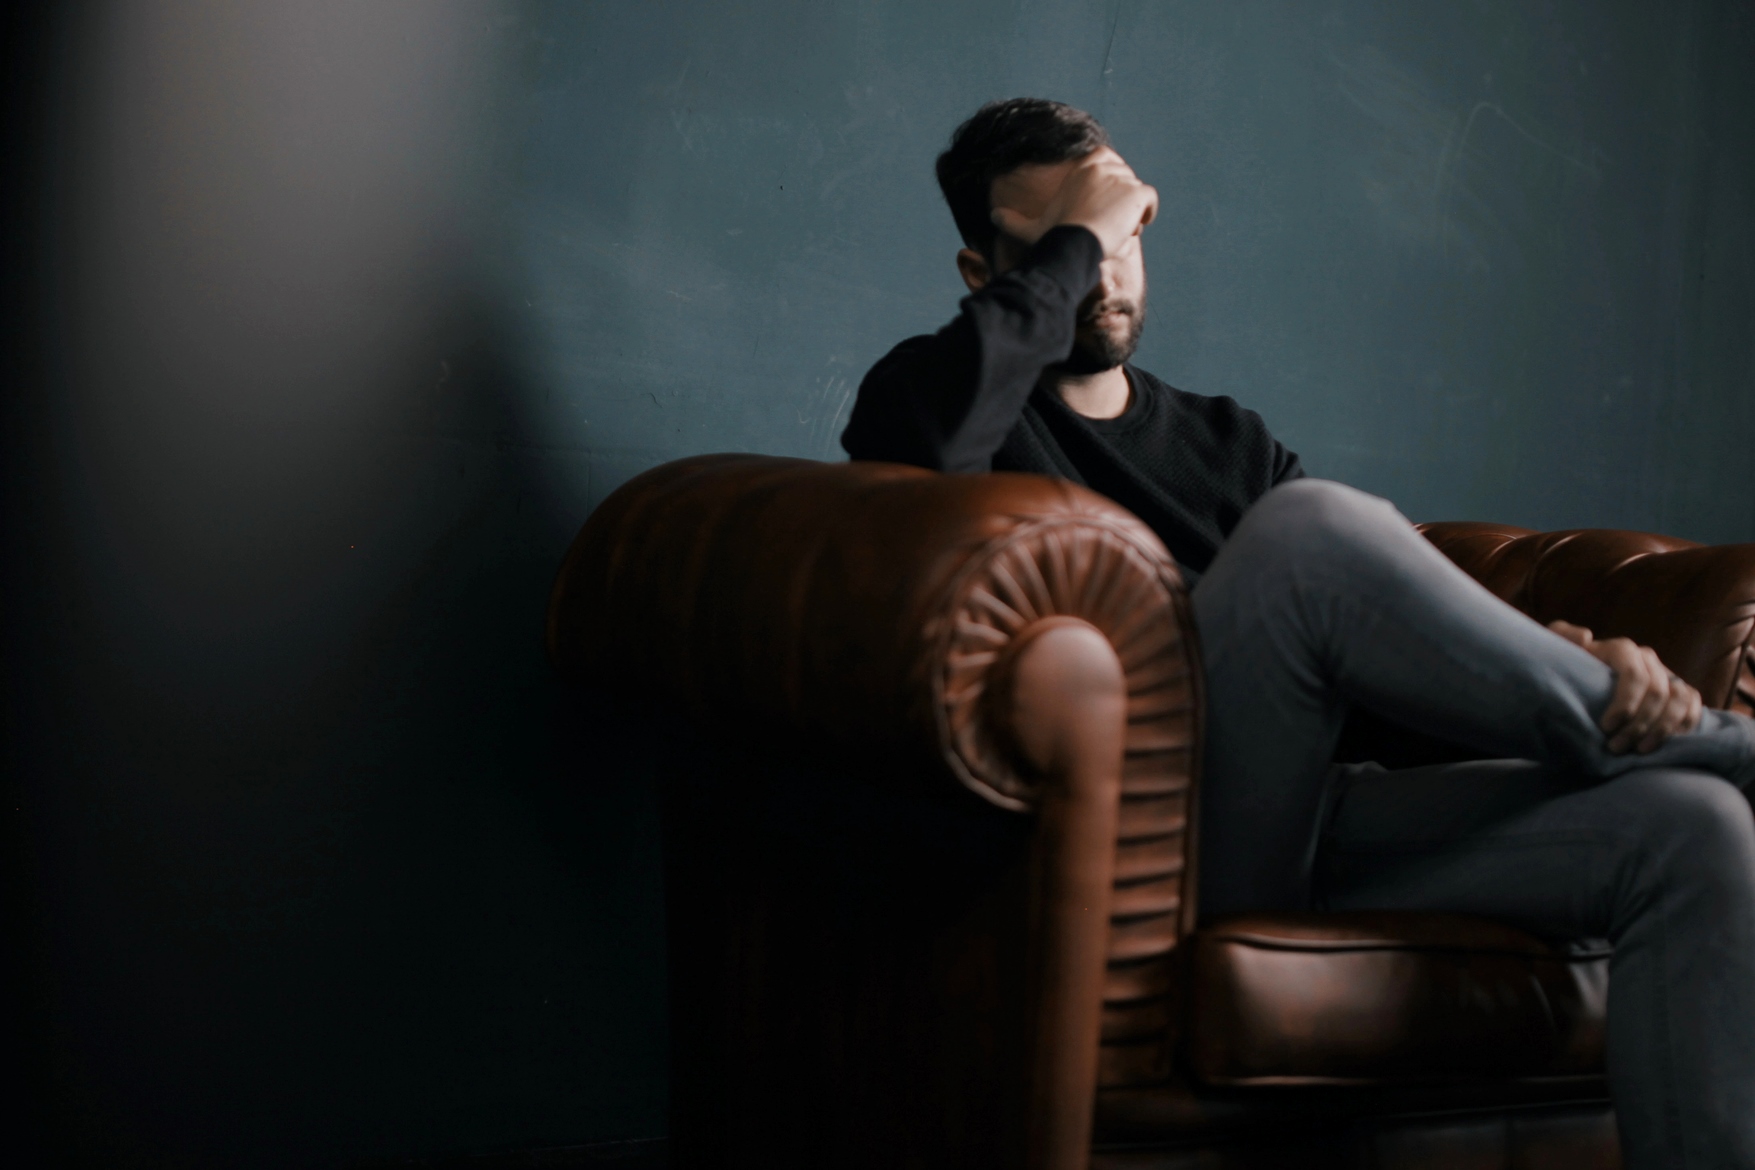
[27,236,670,1170]
[14,3,665,1166]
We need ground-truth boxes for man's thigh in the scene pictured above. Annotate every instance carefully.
[1315,759,1717,936]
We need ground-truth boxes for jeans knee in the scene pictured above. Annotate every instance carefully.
[1243,479,1401,551]
[1625,769,1755,879]
[1259,477,1387,520]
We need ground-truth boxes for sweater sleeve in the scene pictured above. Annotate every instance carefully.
[1272,440,1305,485]
[840,226,1102,473]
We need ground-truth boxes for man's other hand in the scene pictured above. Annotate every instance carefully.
[989,147,1158,258]
[1548,620,1703,753]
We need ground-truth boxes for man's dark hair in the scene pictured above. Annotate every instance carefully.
[936,98,1110,258]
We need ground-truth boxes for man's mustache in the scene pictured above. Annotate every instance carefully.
[1077,299,1138,326]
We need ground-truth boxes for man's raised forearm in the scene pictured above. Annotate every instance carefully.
[840,226,1101,473]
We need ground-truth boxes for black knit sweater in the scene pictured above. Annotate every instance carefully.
[840,225,1303,579]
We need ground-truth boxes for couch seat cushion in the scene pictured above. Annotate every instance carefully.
[1187,912,1609,1086]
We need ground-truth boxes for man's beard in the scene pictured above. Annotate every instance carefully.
[1057,290,1146,375]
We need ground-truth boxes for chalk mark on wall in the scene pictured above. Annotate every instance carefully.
[807,372,855,459]
[1434,101,1602,262]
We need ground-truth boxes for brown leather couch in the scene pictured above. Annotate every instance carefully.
[546,454,1755,1170]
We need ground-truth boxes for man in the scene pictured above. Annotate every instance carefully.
[842,98,1755,1169]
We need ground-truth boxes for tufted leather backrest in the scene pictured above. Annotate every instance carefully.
[1420,522,1755,715]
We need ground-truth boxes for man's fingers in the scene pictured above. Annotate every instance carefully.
[1638,674,1701,754]
[1060,149,1136,201]
[1547,620,1593,648]
[1052,150,1158,256]
[1598,638,1651,744]
[1617,651,1669,752]
[1607,646,1670,753]
[1078,146,1126,170]
[1588,634,1698,754]
[1137,183,1159,228]
[1625,648,1672,750]
[1110,181,1157,242]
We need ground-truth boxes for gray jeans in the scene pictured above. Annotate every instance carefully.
[1191,478,1755,1170]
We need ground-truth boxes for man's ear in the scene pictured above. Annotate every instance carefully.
[956,247,991,293]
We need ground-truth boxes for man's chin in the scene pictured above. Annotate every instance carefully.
[1058,326,1138,374]
[1056,347,1123,376]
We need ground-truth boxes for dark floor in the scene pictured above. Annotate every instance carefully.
[356,1137,667,1169]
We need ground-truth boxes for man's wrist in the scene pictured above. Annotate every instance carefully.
[1020,224,1102,292]
[1031,223,1102,261]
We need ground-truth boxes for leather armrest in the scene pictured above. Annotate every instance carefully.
[1421,522,1755,714]
[552,455,1207,1122]
[547,454,1202,814]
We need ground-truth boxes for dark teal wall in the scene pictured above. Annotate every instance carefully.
[509,0,1754,539]
[6,1,1751,1166]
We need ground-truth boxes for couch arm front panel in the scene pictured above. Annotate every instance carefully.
[1421,521,1755,715]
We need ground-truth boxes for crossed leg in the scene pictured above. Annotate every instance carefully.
[1190,478,1755,1169]
[1320,760,1755,1168]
